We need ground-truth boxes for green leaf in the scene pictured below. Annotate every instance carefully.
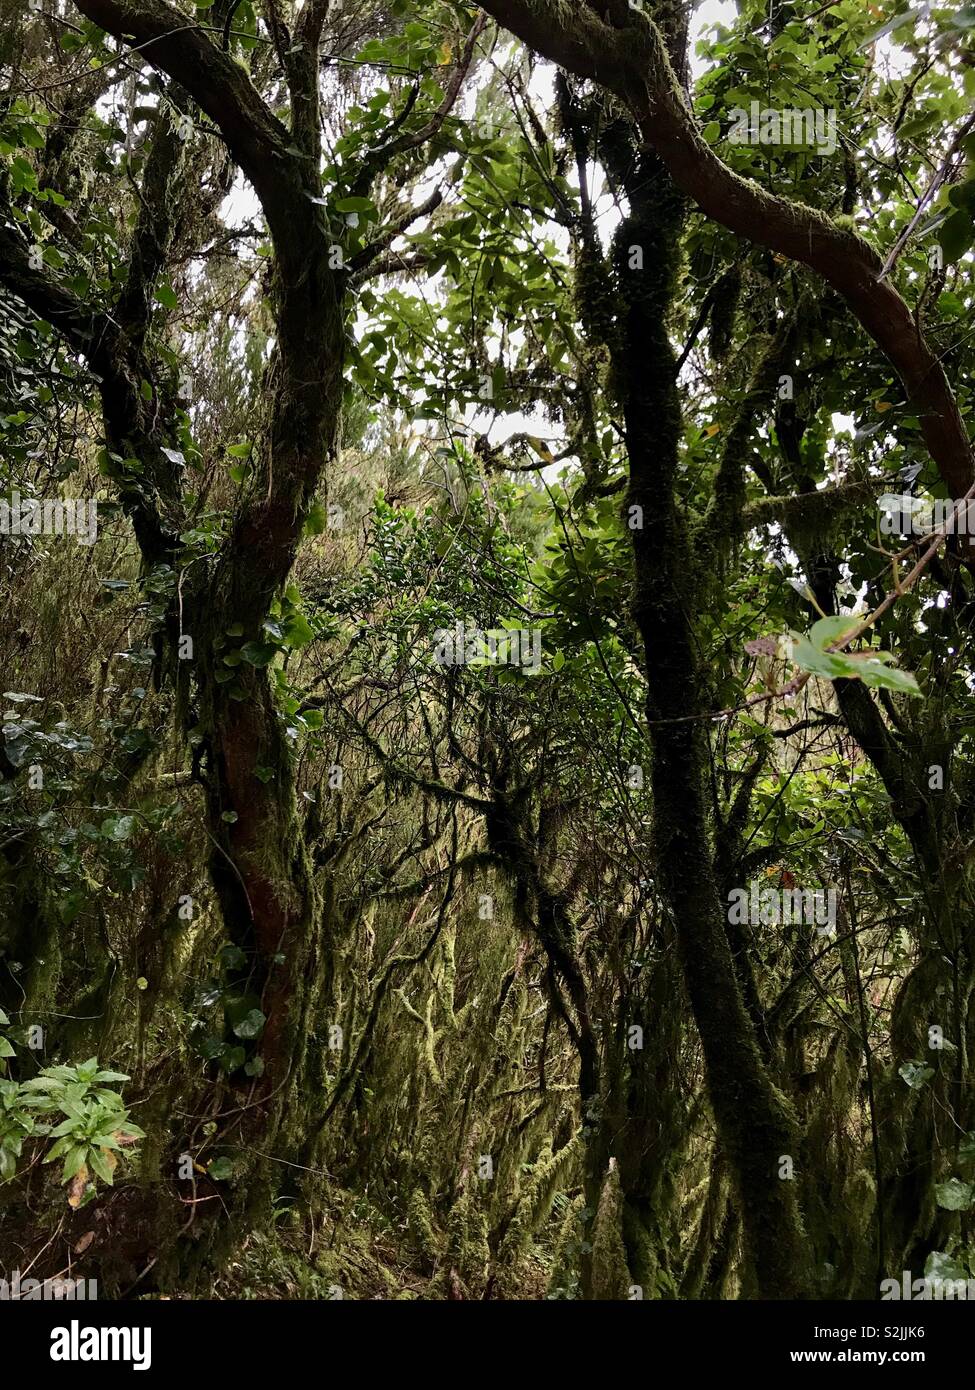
[788,633,853,680]
[940,210,974,264]
[220,1046,246,1073]
[899,1061,935,1090]
[282,612,314,648]
[334,196,376,215]
[100,814,138,842]
[303,501,328,536]
[220,945,247,972]
[924,1250,968,1283]
[934,1178,974,1211]
[231,1007,266,1040]
[61,1144,88,1182]
[240,641,278,667]
[860,10,913,47]
[155,282,179,310]
[854,658,922,696]
[88,1145,116,1185]
[809,616,857,650]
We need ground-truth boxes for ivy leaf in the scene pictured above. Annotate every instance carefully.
[219,945,247,972]
[231,1007,266,1040]
[924,1250,968,1283]
[934,1178,974,1211]
[899,1061,935,1090]
[282,613,314,648]
[240,641,278,667]
[100,815,138,842]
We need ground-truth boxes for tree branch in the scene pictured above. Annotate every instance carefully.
[477,1,975,511]
[72,0,315,253]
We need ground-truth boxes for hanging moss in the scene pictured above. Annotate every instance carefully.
[407,1188,443,1267]
[500,1133,583,1268]
[708,266,742,362]
[590,1160,632,1300]
[446,1186,490,1297]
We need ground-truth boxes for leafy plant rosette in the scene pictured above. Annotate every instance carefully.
[0,1031,144,1204]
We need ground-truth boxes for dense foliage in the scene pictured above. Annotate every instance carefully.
[1,0,974,1301]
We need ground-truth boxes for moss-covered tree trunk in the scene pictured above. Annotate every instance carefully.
[610,144,813,1298]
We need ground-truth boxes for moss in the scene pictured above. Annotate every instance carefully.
[590,1160,632,1300]
[500,1133,582,1269]
[546,1193,586,1299]
[743,481,875,548]
[434,927,457,1026]
[407,1188,442,1266]
[446,1187,490,1296]
[708,266,742,362]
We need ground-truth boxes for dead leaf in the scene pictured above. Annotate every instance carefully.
[74,1230,95,1255]
[67,1166,88,1209]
